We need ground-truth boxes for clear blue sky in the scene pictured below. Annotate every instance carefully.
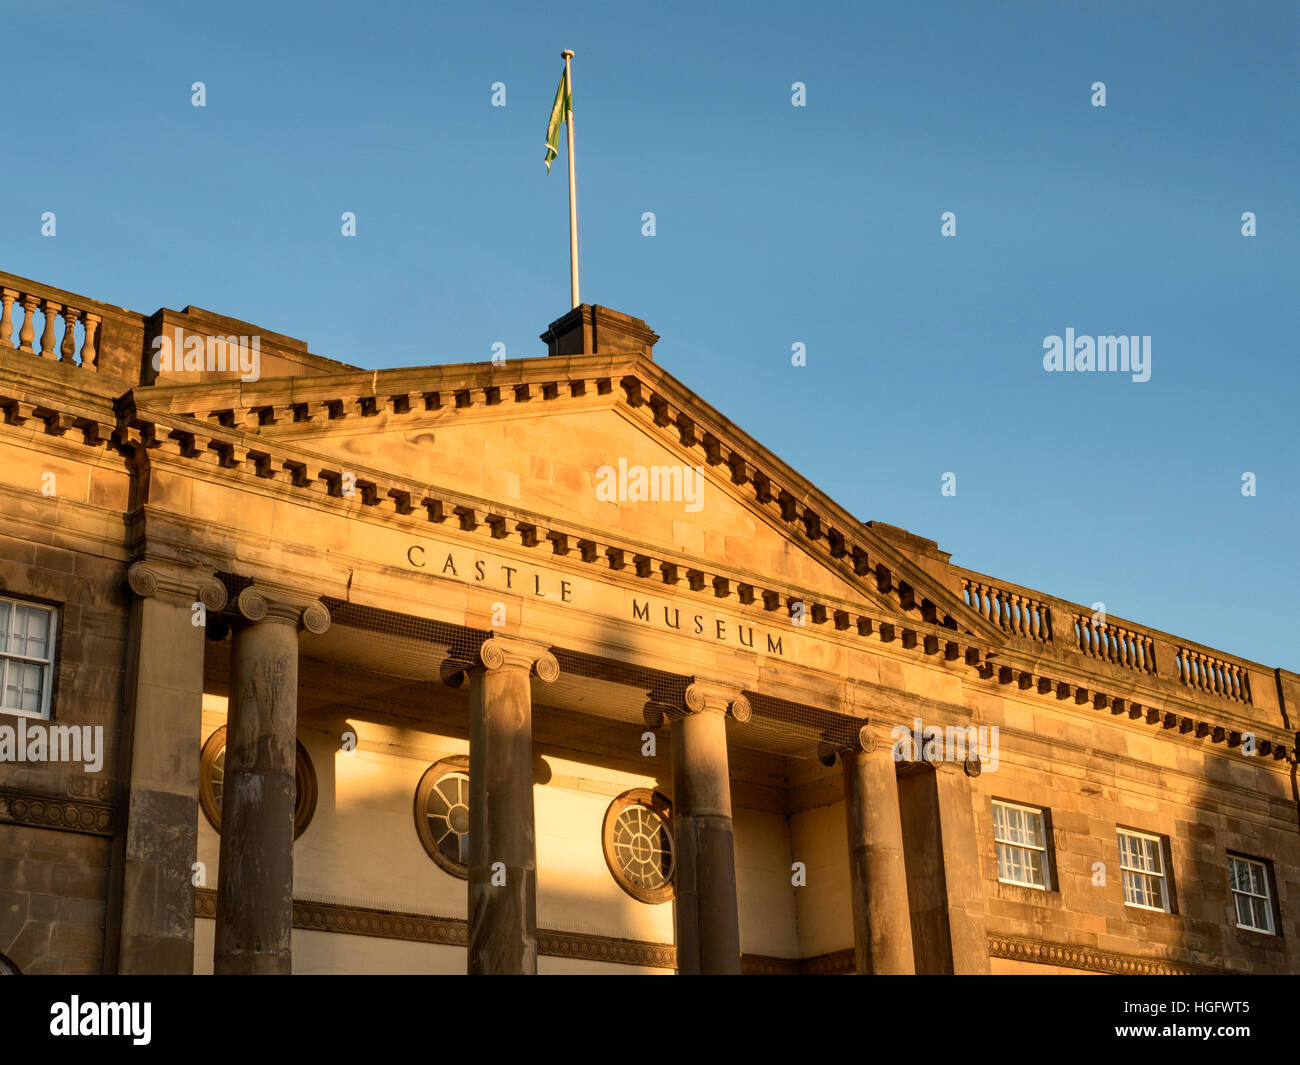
[3,1,1296,668]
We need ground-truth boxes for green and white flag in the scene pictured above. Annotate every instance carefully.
[545,70,571,172]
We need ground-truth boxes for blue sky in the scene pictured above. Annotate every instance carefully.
[3,1,1296,667]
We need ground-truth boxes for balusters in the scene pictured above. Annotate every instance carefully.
[1175,648,1249,704]
[0,289,101,369]
[18,295,38,352]
[60,308,79,362]
[0,289,15,347]
[81,313,99,368]
[38,300,59,358]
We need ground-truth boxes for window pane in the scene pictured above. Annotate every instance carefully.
[996,842,1046,887]
[1234,892,1252,927]
[18,661,43,713]
[9,604,50,660]
[1119,832,1162,875]
[1026,812,1043,848]
[1031,848,1047,886]
[5,657,43,717]
[1123,869,1161,909]
[994,803,1044,849]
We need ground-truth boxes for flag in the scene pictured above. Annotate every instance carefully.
[544,69,571,172]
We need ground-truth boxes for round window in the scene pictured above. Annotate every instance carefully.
[199,725,317,840]
[602,789,675,904]
[414,757,471,878]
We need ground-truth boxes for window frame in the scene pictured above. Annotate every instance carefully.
[0,596,57,720]
[413,756,472,880]
[1117,827,1172,913]
[991,799,1052,890]
[1228,854,1277,935]
[601,788,676,905]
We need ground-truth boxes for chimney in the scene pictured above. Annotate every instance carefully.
[540,304,659,360]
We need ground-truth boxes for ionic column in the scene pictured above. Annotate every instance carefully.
[106,561,226,974]
[466,635,558,975]
[842,723,915,974]
[672,680,748,975]
[213,584,330,975]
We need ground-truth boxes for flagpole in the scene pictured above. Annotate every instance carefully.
[562,49,579,308]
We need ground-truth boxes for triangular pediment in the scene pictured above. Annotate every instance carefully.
[129,353,1003,643]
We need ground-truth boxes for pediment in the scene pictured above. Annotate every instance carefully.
[129,356,1003,642]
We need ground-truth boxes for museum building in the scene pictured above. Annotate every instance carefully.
[0,267,1296,975]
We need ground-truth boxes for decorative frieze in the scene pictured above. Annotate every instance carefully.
[987,933,1220,976]
[0,785,114,836]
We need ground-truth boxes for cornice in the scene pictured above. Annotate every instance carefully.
[0,376,1291,762]
[975,656,1293,760]
[111,356,1003,647]
[2,390,999,678]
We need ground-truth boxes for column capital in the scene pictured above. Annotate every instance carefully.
[477,635,559,682]
[818,719,901,767]
[684,679,751,722]
[855,720,903,754]
[235,582,330,634]
[127,560,227,611]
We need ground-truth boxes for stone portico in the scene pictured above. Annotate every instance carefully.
[0,269,1296,975]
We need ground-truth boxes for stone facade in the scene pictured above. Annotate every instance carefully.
[0,269,1295,975]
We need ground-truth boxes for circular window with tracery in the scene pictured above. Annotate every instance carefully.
[199,726,317,840]
[414,757,471,878]
[602,789,675,904]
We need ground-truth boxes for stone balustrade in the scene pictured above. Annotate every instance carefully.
[957,566,1262,708]
[961,576,1052,643]
[0,283,100,369]
[1073,614,1158,675]
[1176,647,1252,704]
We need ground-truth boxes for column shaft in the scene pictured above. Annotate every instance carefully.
[843,744,916,974]
[467,665,537,973]
[672,682,745,975]
[213,615,300,974]
[465,636,556,975]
